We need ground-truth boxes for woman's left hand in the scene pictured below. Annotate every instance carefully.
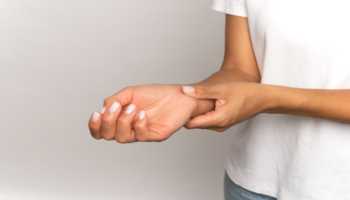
[181,81,270,132]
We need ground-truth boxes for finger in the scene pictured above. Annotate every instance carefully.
[115,104,138,143]
[133,111,167,142]
[182,84,221,99]
[133,110,149,141]
[185,99,228,129]
[185,109,227,129]
[104,87,134,109]
[88,112,102,139]
[100,101,122,140]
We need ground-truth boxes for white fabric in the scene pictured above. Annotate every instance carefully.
[212,0,350,199]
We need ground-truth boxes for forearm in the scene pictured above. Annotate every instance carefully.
[261,84,350,123]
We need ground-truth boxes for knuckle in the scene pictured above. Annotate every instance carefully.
[103,97,113,106]
[100,126,113,135]
[118,116,130,124]
[101,115,112,124]
[134,122,143,129]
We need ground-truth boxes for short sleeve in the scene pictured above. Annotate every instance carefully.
[211,0,248,17]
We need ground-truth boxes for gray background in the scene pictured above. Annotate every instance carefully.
[0,0,242,199]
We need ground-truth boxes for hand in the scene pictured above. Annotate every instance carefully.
[182,81,269,132]
[88,84,214,143]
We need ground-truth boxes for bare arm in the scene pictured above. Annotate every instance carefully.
[262,85,350,123]
[184,15,350,130]
[222,15,350,123]
[226,12,350,124]
[198,15,260,85]
[221,15,260,82]
[190,15,260,116]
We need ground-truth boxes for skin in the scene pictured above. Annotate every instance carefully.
[89,15,350,143]
[88,84,214,143]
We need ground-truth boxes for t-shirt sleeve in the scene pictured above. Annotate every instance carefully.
[211,0,248,17]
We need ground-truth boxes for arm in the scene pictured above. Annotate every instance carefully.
[262,85,350,123]
[188,15,261,120]
[197,15,260,85]
[221,14,261,82]
[184,81,350,131]
[206,14,350,124]
[223,15,350,123]
[183,15,350,131]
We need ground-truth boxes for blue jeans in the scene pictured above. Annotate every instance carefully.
[224,171,277,200]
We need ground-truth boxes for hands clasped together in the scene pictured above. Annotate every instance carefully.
[88,71,269,143]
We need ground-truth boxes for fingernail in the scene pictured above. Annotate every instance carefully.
[109,102,120,113]
[125,104,136,114]
[101,107,106,114]
[91,112,101,121]
[182,85,195,95]
[138,110,145,120]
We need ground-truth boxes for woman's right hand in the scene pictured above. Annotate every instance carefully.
[88,84,214,143]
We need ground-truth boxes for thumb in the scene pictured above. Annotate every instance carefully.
[181,84,220,99]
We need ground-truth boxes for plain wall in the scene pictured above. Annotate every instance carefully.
[0,0,243,199]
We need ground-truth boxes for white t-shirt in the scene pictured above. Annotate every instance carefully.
[212,0,350,199]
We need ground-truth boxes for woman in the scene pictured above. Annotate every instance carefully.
[89,0,350,199]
